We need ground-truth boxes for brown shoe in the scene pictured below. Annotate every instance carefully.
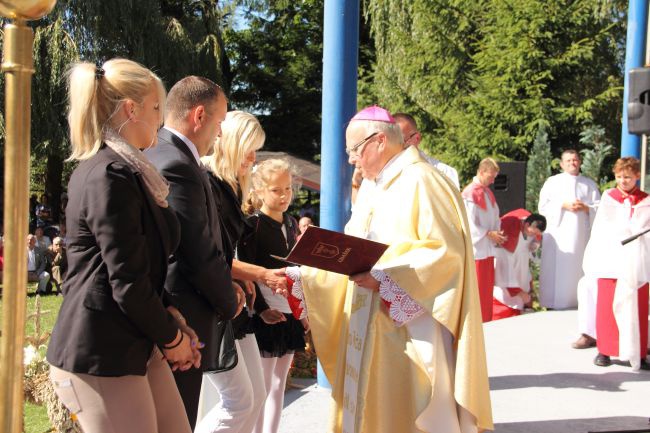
[572,334,596,349]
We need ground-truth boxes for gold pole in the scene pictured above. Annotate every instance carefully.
[0,2,57,433]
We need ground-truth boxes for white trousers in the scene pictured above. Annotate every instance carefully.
[577,277,598,338]
[195,334,267,433]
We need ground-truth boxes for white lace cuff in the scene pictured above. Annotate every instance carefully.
[370,268,425,326]
[286,266,307,319]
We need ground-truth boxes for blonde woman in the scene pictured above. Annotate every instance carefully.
[46,59,197,433]
[196,111,286,433]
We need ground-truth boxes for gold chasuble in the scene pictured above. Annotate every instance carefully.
[301,146,493,433]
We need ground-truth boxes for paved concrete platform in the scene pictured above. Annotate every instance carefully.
[280,310,650,433]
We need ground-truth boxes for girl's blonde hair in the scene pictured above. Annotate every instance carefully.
[202,111,265,208]
[67,58,165,160]
[244,158,300,215]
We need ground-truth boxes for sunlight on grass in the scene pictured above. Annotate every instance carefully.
[24,401,52,433]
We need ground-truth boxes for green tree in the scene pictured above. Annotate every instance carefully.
[579,124,615,185]
[526,123,553,210]
[0,0,233,222]
[364,0,627,181]
[223,0,323,160]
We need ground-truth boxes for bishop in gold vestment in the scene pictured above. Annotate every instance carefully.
[289,106,492,433]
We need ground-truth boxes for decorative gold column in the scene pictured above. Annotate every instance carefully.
[0,2,57,433]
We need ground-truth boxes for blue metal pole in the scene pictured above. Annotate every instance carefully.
[318,0,359,388]
[621,0,648,158]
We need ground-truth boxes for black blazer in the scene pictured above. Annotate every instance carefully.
[206,172,255,338]
[47,145,180,376]
[146,128,238,371]
[205,172,250,262]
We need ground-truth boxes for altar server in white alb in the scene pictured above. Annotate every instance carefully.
[492,209,546,320]
[538,149,600,309]
[462,157,505,322]
[582,157,650,370]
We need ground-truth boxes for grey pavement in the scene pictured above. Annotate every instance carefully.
[280,310,650,433]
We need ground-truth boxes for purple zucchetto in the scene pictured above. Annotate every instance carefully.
[350,105,395,124]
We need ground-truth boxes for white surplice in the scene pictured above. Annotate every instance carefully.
[463,179,500,261]
[538,172,600,309]
[417,149,460,189]
[493,232,535,310]
[581,191,650,369]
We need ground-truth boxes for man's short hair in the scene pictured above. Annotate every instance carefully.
[477,157,499,173]
[525,213,547,232]
[561,149,580,160]
[612,156,641,175]
[393,113,417,129]
[166,76,226,122]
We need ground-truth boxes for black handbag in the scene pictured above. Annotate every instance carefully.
[203,319,238,373]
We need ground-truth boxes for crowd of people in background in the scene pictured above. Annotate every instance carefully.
[22,193,69,295]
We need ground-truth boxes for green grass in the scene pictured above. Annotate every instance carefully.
[24,401,52,433]
[0,283,63,433]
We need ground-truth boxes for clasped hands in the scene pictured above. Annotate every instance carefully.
[563,199,589,213]
[162,306,202,372]
[487,230,507,246]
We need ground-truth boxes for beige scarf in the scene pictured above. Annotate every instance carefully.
[103,129,169,208]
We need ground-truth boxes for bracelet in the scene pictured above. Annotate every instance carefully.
[352,183,361,189]
[163,331,184,350]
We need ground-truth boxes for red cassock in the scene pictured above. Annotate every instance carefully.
[462,181,500,322]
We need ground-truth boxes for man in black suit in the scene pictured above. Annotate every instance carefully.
[146,76,244,428]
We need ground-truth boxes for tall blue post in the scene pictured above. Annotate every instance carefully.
[318,0,360,388]
[621,0,648,158]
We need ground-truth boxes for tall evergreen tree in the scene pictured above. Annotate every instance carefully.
[364,0,627,182]
[579,124,615,186]
[526,124,553,211]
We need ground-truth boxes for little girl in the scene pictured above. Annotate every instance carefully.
[239,158,308,433]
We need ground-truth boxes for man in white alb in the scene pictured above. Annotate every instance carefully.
[538,150,600,311]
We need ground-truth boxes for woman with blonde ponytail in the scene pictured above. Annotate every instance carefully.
[46,59,196,433]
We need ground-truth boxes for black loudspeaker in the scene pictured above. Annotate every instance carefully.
[628,66,650,135]
[490,162,526,216]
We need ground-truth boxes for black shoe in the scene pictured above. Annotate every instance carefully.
[640,359,650,370]
[594,353,611,367]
